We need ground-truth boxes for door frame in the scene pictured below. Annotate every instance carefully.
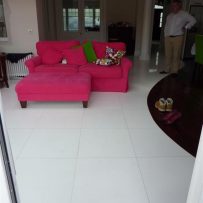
[187,127,203,203]
[0,95,19,203]
[55,0,107,41]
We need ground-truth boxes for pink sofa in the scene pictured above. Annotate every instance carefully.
[25,41,133,92]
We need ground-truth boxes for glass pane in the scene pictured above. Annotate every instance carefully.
[0,0,7,38]
[84,0,100,32]
[63,0,79,32]
[85,9,93,27]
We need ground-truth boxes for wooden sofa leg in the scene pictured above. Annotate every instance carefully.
[20,101,27,108]
[83,101,88,108]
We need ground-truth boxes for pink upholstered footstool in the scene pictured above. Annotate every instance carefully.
[15,72,91,108]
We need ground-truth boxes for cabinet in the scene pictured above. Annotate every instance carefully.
[0,53,9,88]
[108,26,135,55]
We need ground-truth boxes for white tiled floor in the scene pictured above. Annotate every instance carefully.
[1,56,195,203]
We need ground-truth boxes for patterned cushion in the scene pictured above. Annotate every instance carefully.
[92,41,126,58]
[95,46,125,66]
[111,50,126,65]
[95,58,114,66]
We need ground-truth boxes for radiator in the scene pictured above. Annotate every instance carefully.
[6,53,33,78]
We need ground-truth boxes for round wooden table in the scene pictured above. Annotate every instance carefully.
[147,71,203,157]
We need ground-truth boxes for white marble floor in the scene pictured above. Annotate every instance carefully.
[1,56,195,203]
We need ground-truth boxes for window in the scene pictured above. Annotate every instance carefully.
[84,8,100,31]
[95,9,100,26]
[0,0,8,39]
[85,8,93,28]
[63,8,79,31]
[62,0,100,32]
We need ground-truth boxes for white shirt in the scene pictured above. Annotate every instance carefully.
[164,10,196,37]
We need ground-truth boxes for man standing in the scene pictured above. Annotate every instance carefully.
[160,0,196,75]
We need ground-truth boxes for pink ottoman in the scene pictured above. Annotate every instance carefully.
[15,72,91,108]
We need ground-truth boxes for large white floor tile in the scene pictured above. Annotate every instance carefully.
[19,129,80,158]
[89,92,122,109]
[16,158,76,203]
[72,158,149,203]
[1,56,196,203]
[4,109,42,128]
[119,91,148,110]
[129,71,163,92]
[123,108,157,128]
[1,80,21,110]
[129,128,191,157]
[35,109,84,129]
[79,129,134,158]
[7,129,34,159]
[24,101,84,110]
[82,109,127,129]
[138,157,195,203]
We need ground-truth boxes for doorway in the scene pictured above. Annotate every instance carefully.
[151,0,164,54]
[150,0,165,68]
[55,0,106,41]
[152,5,163,42]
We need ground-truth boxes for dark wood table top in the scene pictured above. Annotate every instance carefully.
[147,64,203,157]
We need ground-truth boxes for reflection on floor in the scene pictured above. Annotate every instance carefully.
[1,56,195,203]
[148,60,203,156]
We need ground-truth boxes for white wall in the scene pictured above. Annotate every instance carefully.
[107,0,137,26]
[0,0,39,54]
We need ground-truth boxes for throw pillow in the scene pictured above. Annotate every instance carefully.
[105,46,126,65]
[82,41,97,62]
[92,41,126,58]
[105,46,116,58]
[42,49,63,65]
[94,46,126,66]
[111,50,126,65]
[63,47,87,65]
[95,58,114,66]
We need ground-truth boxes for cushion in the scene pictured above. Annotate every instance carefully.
[63,47,87,65]
[105,46,116,58]
[95,58,114,66]
[35,64,78,74]
[92,41,126,58]
[95,46,125,66]
[79,63,122,78]
[82,41,97,62]
[107,49,126,65]
[42,49,63,65]
[36,40,80,56]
